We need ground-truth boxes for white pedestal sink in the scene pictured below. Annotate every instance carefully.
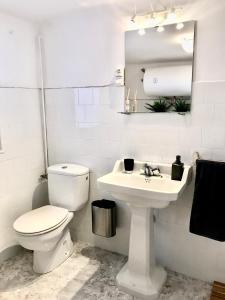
[98,160,192,300]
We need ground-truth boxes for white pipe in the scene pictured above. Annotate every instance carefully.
[38,35,49,174]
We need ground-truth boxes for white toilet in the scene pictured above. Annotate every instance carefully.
[13,163,89,274]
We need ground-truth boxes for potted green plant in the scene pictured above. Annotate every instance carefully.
[145,98,171,112]
[173,98,190,114]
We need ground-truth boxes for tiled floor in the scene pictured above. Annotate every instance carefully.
[0,242,211,300]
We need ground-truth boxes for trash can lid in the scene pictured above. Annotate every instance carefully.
[92,199,116,209]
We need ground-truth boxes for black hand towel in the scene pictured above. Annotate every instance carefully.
[190,159,225,241]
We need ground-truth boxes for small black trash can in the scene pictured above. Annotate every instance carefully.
[92,199,116,238]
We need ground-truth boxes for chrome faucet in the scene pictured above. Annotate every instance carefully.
[141,164,162,177]
[144,164,152,177]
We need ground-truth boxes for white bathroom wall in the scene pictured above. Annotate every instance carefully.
[42,6,124,88]
[0,13,45,255]
[0,13,39,88]
[43,0,225,282]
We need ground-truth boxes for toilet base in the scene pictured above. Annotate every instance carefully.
[33,229,73,273]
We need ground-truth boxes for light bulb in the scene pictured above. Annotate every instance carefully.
[138,28,146,36]
[176,22,184,30]
[156,26,165,33]
[167,8,177,22]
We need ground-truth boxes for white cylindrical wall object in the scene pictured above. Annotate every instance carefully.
[143,64,192,96]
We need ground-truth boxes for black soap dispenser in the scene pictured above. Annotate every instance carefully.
[171,155,184,181]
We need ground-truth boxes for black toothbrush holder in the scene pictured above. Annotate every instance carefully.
[124,159,134,173]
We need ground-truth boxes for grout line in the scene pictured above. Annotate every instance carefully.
[0,87,40,89]
[45,84,122,89]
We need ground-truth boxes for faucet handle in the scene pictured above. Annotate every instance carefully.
[152,167,160,176]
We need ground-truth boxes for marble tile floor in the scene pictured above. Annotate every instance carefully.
[0,242,212,300]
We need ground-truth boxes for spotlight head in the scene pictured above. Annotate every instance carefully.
[176,22,184,30]
[138,28,146,36]
[130,15,136,23]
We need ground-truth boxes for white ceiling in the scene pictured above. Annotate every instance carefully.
[0,0,199,22]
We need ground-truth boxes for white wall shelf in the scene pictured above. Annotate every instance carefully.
[118,111,190,115]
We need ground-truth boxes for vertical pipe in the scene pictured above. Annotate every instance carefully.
[38,35,49,175]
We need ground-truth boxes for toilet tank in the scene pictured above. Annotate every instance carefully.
[47,164,89,211]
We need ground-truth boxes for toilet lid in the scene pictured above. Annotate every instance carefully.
[13,205,69,235]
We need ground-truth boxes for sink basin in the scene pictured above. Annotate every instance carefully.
[98,160,192,300]
[98,160,191,208]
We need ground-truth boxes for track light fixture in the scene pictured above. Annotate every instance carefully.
[128,2,184,35]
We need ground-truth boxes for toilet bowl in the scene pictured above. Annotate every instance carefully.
[13,164,89,274]
[14,205,74,273]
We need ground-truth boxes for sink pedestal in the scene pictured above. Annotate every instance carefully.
[116,205,167,300]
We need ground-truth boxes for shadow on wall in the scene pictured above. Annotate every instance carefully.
[70,202,90,242]
[32,181,49,210]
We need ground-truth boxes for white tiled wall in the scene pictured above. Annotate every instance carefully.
[43,0,225,282]
[0,88,45,252]
[0,14,45,254]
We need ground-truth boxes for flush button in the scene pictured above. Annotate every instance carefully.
[62,166,68,169]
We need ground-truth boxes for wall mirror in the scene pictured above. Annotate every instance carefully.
[124,21,195,114]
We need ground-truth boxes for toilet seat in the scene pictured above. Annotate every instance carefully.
[13,205,69,236]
